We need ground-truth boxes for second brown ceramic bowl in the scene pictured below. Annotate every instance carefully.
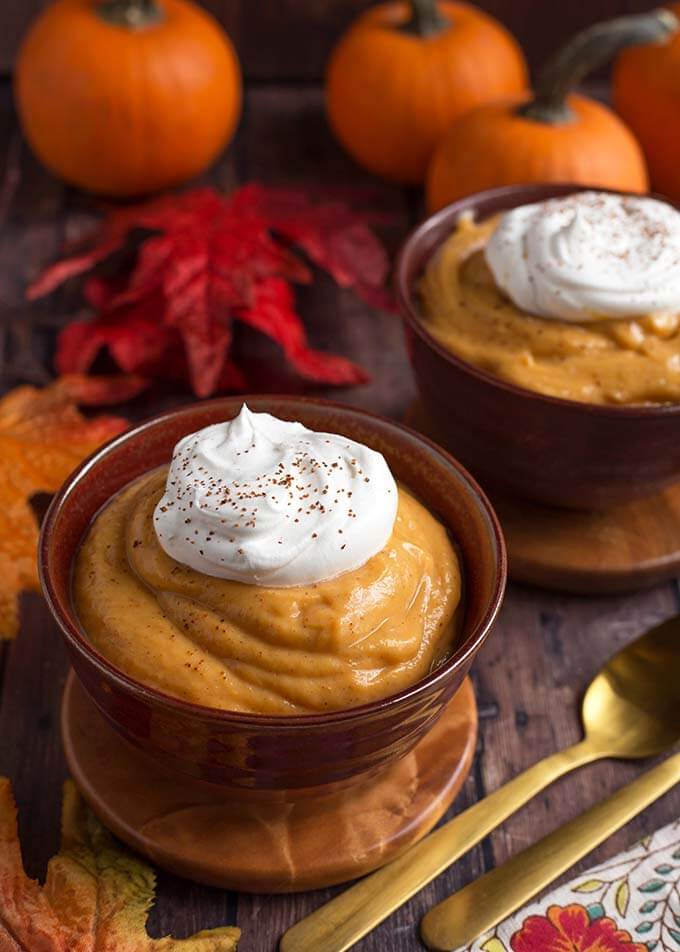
[39,397,506,792]
[397,183,680,510]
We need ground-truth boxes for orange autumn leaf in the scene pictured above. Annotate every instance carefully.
[0,777,241,951]
[0,374,145,639]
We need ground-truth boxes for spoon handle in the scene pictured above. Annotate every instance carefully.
[421,751,680,951]
[280,739,596,952]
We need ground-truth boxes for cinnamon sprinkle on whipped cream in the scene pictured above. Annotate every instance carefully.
[153,405,398,587]
[485,191,680,323]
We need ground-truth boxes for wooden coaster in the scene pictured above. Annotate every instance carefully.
[406,402,680,594]
[61,672,477,892]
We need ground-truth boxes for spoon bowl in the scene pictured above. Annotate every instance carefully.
[581,615,680,759]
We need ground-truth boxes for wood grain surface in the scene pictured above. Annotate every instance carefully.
[0,82,679,952]
[0,0,667,79]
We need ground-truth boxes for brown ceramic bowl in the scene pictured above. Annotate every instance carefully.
[396,183,680,510]
[39,396,506,792]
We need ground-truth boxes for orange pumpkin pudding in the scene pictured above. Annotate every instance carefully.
[420,191,680,405]
[73,407,461,715]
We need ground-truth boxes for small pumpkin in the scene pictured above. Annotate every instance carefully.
[325,0,527,184]
[15,0,242,197]
[426,10,676,211]
[613,4,680,203]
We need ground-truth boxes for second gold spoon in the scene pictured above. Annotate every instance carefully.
[280,615,680,952]
[421,750,680,950]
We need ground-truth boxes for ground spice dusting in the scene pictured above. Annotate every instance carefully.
[152,407,397,586]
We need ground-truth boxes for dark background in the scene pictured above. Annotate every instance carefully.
[0,0,665,79]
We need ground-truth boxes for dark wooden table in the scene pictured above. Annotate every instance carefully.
[0,79,678,951]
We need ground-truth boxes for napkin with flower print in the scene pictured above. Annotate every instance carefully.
[459,819,680,952]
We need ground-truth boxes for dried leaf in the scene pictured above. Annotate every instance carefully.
[0,777,240,950]
[0,375,144,638]
[28,186,388,397]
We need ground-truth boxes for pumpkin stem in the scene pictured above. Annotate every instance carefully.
[519,8,678,124]
[401,0,449,38]
[97,0,163,29]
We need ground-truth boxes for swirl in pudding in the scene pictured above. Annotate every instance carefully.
[73,407,461,715]
[420,191,680,405]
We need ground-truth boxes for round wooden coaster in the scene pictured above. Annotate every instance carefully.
[406,402,680,594]
[61,672,477,893]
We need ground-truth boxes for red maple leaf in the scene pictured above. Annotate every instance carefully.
[28,185,391,398]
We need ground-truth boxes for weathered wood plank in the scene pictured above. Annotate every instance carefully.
[237,85,417,420]
[0,85,63,794]
[0,83,17,727]
[0,596,70,878]
[0,127,70,876]
[0,0,667,79]
[477,582,680,887]
[0,92,67,385]
[235,0,667,82]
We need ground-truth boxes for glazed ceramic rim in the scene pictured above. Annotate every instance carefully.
[396,182,680,420]
[39,395,507,729]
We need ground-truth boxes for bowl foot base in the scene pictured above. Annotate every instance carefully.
[61,672,477,892]
[407,401,680,595]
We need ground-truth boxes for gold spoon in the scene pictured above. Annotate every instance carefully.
[421,750,680,950]
[280,615,680,952]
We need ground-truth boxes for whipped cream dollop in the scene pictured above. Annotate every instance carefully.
[484,191,680,323]
[153,405,398,587]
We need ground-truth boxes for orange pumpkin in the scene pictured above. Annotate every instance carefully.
[325,0,527,184]
[613,4,680,202]
[15,0,242,197]
[426,10,676,211]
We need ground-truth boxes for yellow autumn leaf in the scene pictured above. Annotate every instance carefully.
[615,879,630,916]
[0,777,241,951]
[572,878,604,893]
[0,374,145,639]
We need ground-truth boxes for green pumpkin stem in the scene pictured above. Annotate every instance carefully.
[97,0,163,28]
[401,0,449,38]
[519,8,678,124]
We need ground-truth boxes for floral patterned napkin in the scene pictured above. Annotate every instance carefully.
[459,819,680,952]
